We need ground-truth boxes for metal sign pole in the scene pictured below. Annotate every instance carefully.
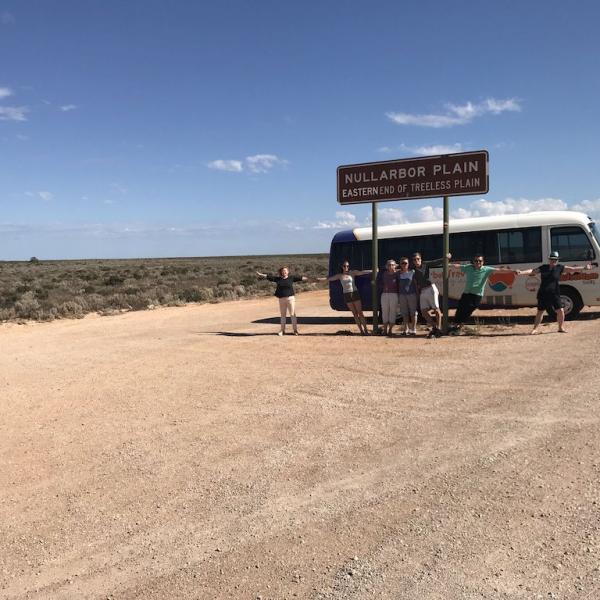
[371,201,379,334]
[442,195,449,333]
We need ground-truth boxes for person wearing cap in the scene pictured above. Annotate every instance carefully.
[447,255,516,334]
[516,251,593,334]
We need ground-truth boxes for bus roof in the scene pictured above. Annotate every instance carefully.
[337,211,592,242]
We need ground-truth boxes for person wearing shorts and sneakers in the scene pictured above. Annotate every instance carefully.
[411,252,447,338]
[256,267,308,336]
[516,251,593,334]
[448,255,515,334]
[397,257,418,336]
[321,261,372,335]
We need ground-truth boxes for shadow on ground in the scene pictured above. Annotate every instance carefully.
[253,310,600,326]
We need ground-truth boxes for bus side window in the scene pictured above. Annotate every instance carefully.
[450,231,497,262]
[497,227,542,264]
[551,226,596,261]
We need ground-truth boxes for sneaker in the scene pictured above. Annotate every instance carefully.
[278,331,284,336]
[293,330,300,336]
[433,327,443,338]
[427,330,436,339]
[407,331,416,337]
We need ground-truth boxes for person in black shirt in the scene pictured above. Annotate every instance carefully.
[411,252,449,338]
[517,251,593,334]
[256,266,308,335]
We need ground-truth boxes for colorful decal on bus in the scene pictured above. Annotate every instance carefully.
[488,271,517,292]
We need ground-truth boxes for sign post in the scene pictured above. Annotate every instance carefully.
[442,195,449,333]
[336,150,489,334]
[371,202,378,333]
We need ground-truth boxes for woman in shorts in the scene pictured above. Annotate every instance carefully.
[517,251,593,334]
[323,261,372,335]
[256,266,308,336]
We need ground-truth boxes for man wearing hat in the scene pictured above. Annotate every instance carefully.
[517,251,593,334]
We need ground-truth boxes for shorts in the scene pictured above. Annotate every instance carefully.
[381,292,399,324]
[537,292,563,312]
[343,290,361,303]
[398,293,418,318]
[419,284,440,311]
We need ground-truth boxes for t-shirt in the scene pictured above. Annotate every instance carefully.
[460,264,495,296]
[412,257,443,289]
[537,264,564,295]
[266,274,303,297]
[398,270,416,295]
[381,271,399,293]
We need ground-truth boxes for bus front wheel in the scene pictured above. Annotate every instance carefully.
[559,286,583,320]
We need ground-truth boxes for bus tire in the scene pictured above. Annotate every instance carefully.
[559,286,583,319]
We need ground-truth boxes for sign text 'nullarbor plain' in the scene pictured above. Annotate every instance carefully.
[337,151,489,205]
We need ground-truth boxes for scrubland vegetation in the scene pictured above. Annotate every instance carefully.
[0,255,329,322]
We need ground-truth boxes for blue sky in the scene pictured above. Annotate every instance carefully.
[1,0,600,260]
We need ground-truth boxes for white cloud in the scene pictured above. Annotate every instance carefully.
[572,198,600,220]
[60,104,77,112]
[245,154,287,174]
[0,105,28,121]
[207,159,244,172]
[417,206,444,221]
[25,191,53,202]
[314,210,362,230]
[207,154,287,174]
[456,197,567,218]
[110,182,128,195]
[386,97,521,128]
[38,191,54,202]
[379,207,408,225]
[0,87,13,99]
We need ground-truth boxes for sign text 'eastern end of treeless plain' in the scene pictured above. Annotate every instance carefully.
[337,150,489,205]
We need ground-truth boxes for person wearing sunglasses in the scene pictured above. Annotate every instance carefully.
[448,255,516,334]
[515,251,593,334]
[320,261,372,335]
[397,257,418,336]
[411,251,449,339]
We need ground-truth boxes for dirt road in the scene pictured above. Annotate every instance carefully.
[1,290,599,599]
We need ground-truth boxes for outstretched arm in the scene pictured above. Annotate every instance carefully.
[424,253,452,267]
[563,263,593,273]
[350,269,372,276]
[256,271,268,279]
[516,268,539,276]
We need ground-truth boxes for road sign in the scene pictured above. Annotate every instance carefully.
[337,150,488,205]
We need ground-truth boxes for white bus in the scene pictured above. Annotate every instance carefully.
[328,211,600,318]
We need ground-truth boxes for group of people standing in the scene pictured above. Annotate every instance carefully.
[258,251,593,336]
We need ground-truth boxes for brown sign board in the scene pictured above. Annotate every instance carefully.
[337,150,489,205]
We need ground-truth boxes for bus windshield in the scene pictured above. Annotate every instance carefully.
[590,222,600,247]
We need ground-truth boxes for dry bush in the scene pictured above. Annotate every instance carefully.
[0,253,329,322]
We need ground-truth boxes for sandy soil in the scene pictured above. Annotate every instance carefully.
[1,290,599,600]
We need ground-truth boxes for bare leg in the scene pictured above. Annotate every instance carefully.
[347,302,362,332]
[531,309,544,334]
[557,308,567,332]
[354,300,368,334]
[420,308,435,329]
